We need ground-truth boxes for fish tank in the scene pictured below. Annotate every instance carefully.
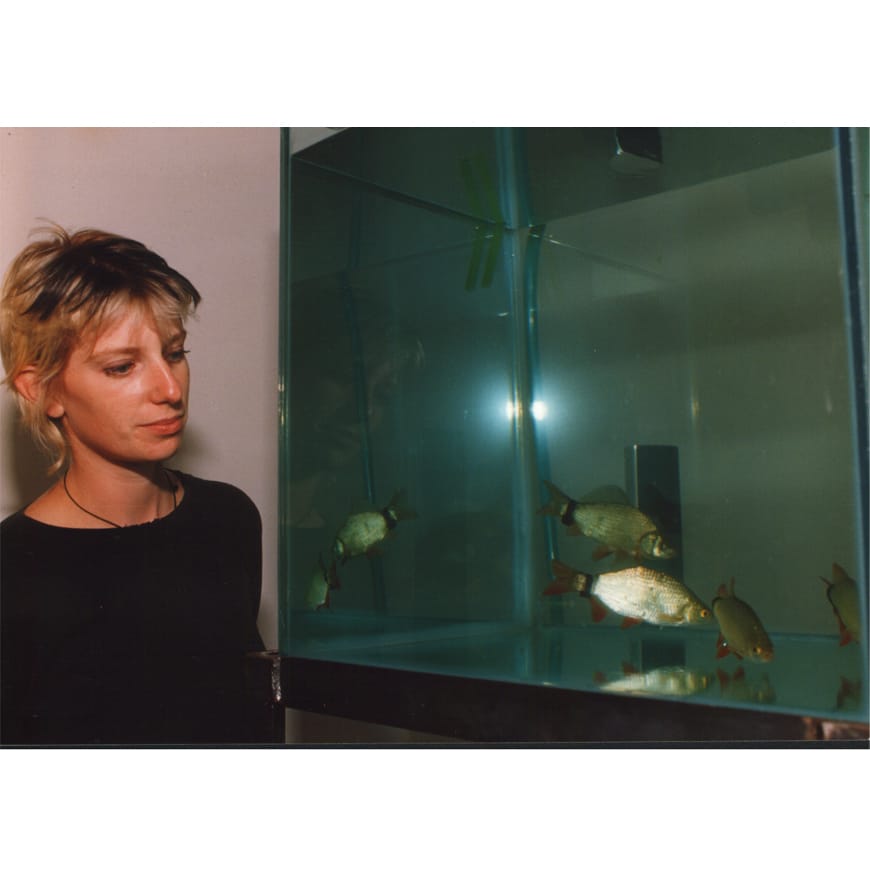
[278,127,869,742]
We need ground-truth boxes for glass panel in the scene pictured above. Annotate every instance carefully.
[281,128,868,724]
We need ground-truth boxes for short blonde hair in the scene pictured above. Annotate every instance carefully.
[1,224,201,473]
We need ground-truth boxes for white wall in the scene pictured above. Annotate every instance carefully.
[0,127,281,647]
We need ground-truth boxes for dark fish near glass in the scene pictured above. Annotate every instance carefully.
[820,563,860,646]
[712,578,774,662]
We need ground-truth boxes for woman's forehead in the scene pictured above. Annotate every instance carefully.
[80,302,184,354]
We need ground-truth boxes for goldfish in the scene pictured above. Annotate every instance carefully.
[538,480,676,561]
[545,559,711,627]
[711,578,774,662]
[306,554,340,611]
[333,489,417,564]
[820,563,861,646]
[593,662,713,698]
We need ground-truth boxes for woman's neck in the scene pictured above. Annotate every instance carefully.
[63,461,175,528]
[26,459,180,529]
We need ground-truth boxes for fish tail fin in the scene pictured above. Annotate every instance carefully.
[538,480,571,517]
[387,489,417,521]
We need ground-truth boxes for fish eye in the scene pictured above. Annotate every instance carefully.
[700,608,710,619]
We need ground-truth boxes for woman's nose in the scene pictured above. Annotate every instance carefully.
[150,360,184,404]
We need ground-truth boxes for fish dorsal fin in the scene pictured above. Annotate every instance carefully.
[831,563,851,585]
[577,485,630,505]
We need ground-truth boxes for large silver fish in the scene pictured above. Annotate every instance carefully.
[538,480,676,561]
[333,489,417,564]
[545,559,711,627]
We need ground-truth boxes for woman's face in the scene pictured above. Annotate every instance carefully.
[47,305,190,469]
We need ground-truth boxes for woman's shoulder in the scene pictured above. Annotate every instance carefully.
[174,471,261,521]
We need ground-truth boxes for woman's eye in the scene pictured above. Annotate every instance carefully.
[166,348,190,363]
[105,362,134,376]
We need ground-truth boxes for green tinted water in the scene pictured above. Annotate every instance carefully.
[280,128,868,724]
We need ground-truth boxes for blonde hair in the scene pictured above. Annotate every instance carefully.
[0,224,201,473]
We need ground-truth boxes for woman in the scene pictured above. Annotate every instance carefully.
[0,226,268,745]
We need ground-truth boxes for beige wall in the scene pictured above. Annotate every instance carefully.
[0,127,281,647]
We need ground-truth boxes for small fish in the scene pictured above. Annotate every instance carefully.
[820,563,861,646]
[593,662,712,697]
[306,554,340,610]
[333,489,417,564]
[545,559,711,627]
[538,480,676,561]
[712,578,774,662]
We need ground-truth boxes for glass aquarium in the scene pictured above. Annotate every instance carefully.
[279,128,868,734]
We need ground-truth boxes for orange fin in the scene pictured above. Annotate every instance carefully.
[543,580,571,597]
[715,633,731,659]
[566,524,584,537]
[593,671,606,685]
[733,666,746,682]
[620,616,643,629]
[590,597,608,623]
[716,669,730,688]
[621,661,639,675]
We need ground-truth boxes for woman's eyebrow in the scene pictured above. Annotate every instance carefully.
[88,331,187,362]
[88,345,142,362]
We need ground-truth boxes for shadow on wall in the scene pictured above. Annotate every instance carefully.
[2,402,51,512]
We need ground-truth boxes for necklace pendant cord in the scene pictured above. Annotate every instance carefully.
[63,469,178,529]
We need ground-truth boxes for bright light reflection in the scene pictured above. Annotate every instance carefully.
[531,401,548,420]
[505,400,549,421]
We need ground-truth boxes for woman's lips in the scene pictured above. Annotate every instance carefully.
[141,416,185,435]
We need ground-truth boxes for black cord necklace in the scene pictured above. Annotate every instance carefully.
[63,469,178,528]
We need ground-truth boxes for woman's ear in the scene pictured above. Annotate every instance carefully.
[13,367,64,419]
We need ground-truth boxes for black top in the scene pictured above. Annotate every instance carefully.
[1,472,267,746]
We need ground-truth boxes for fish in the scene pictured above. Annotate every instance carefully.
[711,578,774,662]
[333,489,417,564]
[545,559,712,627]
[716,667,776,704]
[538,480,676,561]
[306,554,340,611]
[819,563,861,646]
[593,662,712,697]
